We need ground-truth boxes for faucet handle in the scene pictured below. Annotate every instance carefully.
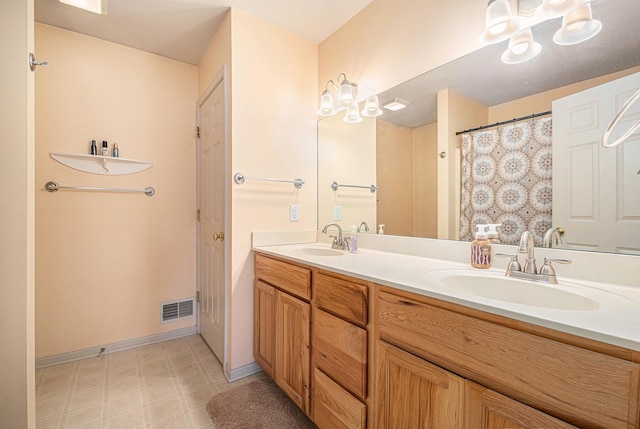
[495,253,522,272]
[539,257,572,278]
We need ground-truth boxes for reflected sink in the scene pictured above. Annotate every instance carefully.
[424,270,600,311]
[293,247,346,257]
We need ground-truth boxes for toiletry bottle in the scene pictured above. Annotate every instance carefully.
[487,223,502,244]
[378,224,385,235]
[471,224,492,269]
[101,140,109,156]
[112,143,119,158]
[90,140,97,155]
[349,234,358,253]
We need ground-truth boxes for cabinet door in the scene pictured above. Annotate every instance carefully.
[466,381,578,429]
[254,280,276,378]
[276,290,311,413]
[375,341,464,429]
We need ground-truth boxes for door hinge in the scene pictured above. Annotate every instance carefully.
[197,126,200,139]
[197,209,200,222]
[196,291,200,303]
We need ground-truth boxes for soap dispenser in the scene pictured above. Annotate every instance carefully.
[471,224,492,269]
[486,223,502,244]
[378,224,385,235]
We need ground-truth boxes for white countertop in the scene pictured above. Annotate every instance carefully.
[253,242,640,352]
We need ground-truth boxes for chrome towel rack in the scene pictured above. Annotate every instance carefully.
[331,181,378,193]
[45,181,155,196]
[233,172,304,189]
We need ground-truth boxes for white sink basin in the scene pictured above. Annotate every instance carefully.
[424,270,600,311]
[293,247,346,257]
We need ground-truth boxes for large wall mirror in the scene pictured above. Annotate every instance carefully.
[318,0,640,255]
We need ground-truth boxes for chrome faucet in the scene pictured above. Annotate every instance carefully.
[518,230,537,274]
[357,221,370,233]
[322,223,348,250]
[496,230,572,284]
[543,227,563,248]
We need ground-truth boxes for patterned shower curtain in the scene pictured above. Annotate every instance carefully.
[459,116,553,246]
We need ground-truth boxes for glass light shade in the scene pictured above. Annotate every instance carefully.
[59,0,107,14]
[534,0,583,19]
[553,3,602,45]
[343,101,363,123]
[339,78,354,107]
[501,28,542,64]
[317,90,337,116]
[361,95,383,117]
[479,0,520,45]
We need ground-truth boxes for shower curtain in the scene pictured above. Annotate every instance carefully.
[459,116,553,246]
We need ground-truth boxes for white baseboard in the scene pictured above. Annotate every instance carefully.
[35,326,197,369]
[225,361,263,382]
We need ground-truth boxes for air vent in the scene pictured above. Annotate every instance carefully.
[161,298,195,323]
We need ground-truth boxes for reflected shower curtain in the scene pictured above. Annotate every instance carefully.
[459,116,553,246]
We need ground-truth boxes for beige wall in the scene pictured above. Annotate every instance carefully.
[318,115,376,231]
[198,11,231,97]
[412,123,437,238]
[1,0,36,427]
[376,120,413,236]
[228,10,318,370]
[319,0,485,104]
[35,24,198,357]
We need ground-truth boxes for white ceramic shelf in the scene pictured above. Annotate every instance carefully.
[50,153,152,175]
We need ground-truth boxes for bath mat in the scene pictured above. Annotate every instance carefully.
[206,377,317,428]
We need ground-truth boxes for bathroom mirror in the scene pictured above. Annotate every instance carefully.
[317,0,640,254]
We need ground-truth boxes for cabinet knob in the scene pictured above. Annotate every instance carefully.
[212,232,224,242]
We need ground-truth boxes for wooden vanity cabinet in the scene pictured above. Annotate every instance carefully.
[254,254,311,414]
[311,272,371,429]
[375,287,640,429]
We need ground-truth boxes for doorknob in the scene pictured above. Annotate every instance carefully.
[212,232,224,242]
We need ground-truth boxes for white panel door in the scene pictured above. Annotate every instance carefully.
[553,72,640,253]
[198,77,226,361]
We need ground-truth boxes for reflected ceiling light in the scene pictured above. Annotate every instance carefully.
[317,73,358,117]
[59,0,107,14]
[553,3,602,45]
[383,97,410,111]
[343,101,363,123]
[479,0,520,45]
[361,95,383,117]
[534,0,582,19]
[501,28,542,64]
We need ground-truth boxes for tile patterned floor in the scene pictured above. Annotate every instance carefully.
[35,334,265,429]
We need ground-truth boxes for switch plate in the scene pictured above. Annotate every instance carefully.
[333,205,342,220]
[290,204,300,222]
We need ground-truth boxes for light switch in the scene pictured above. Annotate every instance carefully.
[290,205,300,222]
[333,205,342,221]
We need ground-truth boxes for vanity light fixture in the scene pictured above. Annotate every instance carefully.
[501,28,542,64]
[59,0,107,14]
[361,95,383,117]
[317,73,364,118]
[383,97,410,111]
[344,100,363,123]
[553,2,602,45]
[479,0,521,45]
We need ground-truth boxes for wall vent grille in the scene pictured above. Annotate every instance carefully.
[161,298,195,323]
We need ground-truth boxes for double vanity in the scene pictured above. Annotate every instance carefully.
[253,232,640,429]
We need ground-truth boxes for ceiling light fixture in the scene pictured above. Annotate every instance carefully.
[553,2,602,45]
[318,73,380,123]
[59,0,108,15]
[482,0,603,64]
[383,98,410,111]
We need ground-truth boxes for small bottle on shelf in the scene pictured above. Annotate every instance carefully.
[112,143,119,158]
[101,140,109,156]
[90,140,97,155]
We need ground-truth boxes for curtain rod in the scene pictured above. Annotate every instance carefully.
[455,110,552,135]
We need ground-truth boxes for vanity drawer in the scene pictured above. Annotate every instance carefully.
[255,254,311,301]
[313,368,366,429]
[377,290,640,429]
[315,272,368,327]
[313,309,367,400]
